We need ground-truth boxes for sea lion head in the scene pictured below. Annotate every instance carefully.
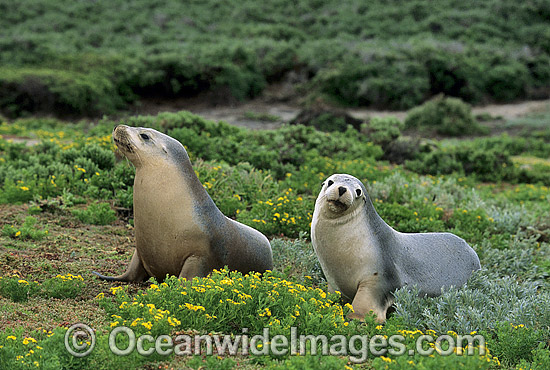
[316,174,367,217]
[112,125,190,168]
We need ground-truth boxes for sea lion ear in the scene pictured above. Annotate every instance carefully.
[161,144,168,154]
[360,186,368,202]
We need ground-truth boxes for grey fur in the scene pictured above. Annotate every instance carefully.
[311,174,480,322]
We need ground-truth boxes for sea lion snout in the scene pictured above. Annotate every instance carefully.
[113,124,127,137]
[112,125,135,155]
[112,125,129,144]
[322,175,365,214]
[325,184,353,212]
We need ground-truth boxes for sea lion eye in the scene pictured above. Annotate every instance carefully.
[356,189,362,197]
[140,133,150,140]
[327,180,334,188]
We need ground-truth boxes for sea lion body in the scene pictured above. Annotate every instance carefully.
[94,125,273,282]
[311,174,480,322]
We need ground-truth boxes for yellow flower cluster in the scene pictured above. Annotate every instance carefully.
[182,302,206,311]
[106,301,183,332]
[53,274,84,281]
[109,286,124,295]
[102,268,351,341]
[258,307,272,317]
[3,332,48,368]
[382,328,501,366]
[251,188,311,233]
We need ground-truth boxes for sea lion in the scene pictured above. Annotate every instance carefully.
[93,125,273,282]
[311,174,480,323]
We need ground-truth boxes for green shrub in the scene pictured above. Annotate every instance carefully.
[0,180,37,204]
[40,274,86,299]
[98,269,356,338]
[405,142,516,182]
[267,355,349,370]
[0,67,125,118]
[371,349,497,369]
[2,216,48,240]
[1,1,550,114]
[405,149,463,175]
[0,274,85,302]
[193,160,281,218]
[236,188,313,238]
[119,111,383,179]
[393,272,550,334]
[72,202,117,225]
[404,95,487,136]
[270,238,324,285]
[0,277,40,302]
[482,322,545,367]
[362,116,404,148]
[485,62,529,102]
[517,343,550,370]
[290,109,363,132]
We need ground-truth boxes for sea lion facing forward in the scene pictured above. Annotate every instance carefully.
[93,125,273,282]
[311,174,480,322]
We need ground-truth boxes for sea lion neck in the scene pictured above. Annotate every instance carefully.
[361,194,396,236]
[137,155,220,211]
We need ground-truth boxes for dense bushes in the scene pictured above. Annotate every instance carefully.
[404,95,487,136]
[404,135,550,185]
[120,111,383,178]
[3,111,550,221]
[1,112,550,369]
[2,0,550,116]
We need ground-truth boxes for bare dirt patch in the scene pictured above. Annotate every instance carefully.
[0,204,142,332]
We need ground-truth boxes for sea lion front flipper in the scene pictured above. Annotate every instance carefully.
[93,250,149,282]
[347,280,387,323]
[178,255,209,280]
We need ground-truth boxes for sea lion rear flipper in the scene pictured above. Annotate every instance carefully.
[178,255,209,280]
[347,280,388,323]
[93,250,149,282]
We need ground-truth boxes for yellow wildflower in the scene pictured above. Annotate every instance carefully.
[22,337,37,345]
[141,321,153,330]
[344,303,354,312]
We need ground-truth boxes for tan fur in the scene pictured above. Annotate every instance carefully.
[93,125,273,282]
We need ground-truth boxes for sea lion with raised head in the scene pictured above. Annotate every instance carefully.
[311,174,480,323]
[93,125,273,282]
